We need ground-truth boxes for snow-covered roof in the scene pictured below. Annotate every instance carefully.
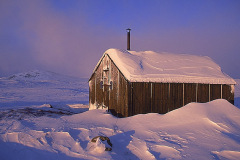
[93,48,236,84]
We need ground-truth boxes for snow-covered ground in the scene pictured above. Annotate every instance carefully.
[0,70,88,109]
[0,71,240,160]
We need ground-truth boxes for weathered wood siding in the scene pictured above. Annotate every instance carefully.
[152,83,169,114]
[210,84,221,101]
[89,74,95,106]
[131,82,152,115]
[184,83,196,105]
[129,82,234,116]
[95,60,103,107]
[222,84,234,104]
[131,83,183,114]
[97,55,130,117]
[170,83,183,111]
[197,84,209,103]
[109,58,118,116]
[117,73,130,117]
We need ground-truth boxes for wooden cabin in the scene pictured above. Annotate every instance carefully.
[89,48,236,117]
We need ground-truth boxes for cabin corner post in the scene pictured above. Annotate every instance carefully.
[196,83,198,102]
[221,84,223,99]
[209,84,210,102]
[89,80,91,108]
[95,75,97,108]
[232,84,235,105]
[130,82,133,116]
[168,83,170,112]
[183,83,185,106]
[151,83,153,112]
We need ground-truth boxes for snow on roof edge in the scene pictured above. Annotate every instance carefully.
[90,48,236,85]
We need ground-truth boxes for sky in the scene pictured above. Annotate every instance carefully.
[0,0,240,79]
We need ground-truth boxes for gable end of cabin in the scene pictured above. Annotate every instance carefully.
[89,54,131,117]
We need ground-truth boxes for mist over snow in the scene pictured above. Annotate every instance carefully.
[0,70,240,159]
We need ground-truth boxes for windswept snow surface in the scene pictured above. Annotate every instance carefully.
[0,70,88,109]
[100,49,236,84]
[0,100,240,160]
[0,71,239,159]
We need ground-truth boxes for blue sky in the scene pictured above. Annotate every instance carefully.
[0,0,240,78]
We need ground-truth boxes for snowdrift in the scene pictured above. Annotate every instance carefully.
[0,99,240,160]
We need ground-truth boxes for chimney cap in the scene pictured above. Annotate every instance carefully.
[126,28,131,32]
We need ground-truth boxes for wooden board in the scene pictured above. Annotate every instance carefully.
[184,83,196,105]
[152,83,169,114]
[222,84,234,104]
[197,84,209,103]
[95,59,103,108]
[210,84,221,101]
[170,83,183,111]
[131,82,151,115]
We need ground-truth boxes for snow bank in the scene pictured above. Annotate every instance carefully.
[0,99,240,160]
[212,150,240,160]
[101,48,236,84]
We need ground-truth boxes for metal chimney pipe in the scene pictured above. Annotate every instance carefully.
[126,28,131,50]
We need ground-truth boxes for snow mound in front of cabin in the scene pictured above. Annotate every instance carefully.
[105,49,235,84]
[0,99,240,160]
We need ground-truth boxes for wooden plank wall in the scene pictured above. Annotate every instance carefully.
[108,56,130,117]
[95,59,103,108]
[130,82,235,116]
[109,58,118,116]
[131,82,151,115]
[222,84,234,104]
[184,83,196,105]
[152,83,169,114]
[210,84,221,101]
[197,84,209,103]
[170,83,183,111]
[131,83,184,114]
[118,73,129,117]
